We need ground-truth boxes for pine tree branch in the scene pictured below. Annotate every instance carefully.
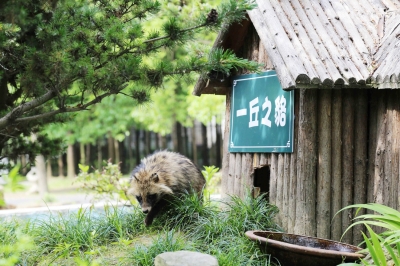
[0,90,57,130]
[143,23,207,44]
[12,91,117,125]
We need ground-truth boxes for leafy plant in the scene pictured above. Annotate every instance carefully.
[338,203,400,266]
[201,165,221,198]
[0,230,34,266]
[76,161,131,202]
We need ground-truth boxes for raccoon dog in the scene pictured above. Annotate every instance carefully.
[128,150,205,226]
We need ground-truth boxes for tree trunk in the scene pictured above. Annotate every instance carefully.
[114,138,120,164]
[85,143,91,166]
[183,126,189,157]
[201,123,209,166]
[57,154,65,178]
[36,155,48,195]
[159,133,167,150]
[135,129,141,164]
[191,123,198,165]
[215,122,222,168]
[67,143,76,178]
[127,129,134,169]
[97,139,103,169]
[46,157,52,179]
[145,131,151,155]
[80,142,85,165]
[107,132,115,163]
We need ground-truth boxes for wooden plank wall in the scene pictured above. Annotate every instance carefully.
[220,24,400,245]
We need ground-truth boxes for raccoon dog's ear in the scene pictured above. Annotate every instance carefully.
[151,173,159,182]
[133,175,139,182]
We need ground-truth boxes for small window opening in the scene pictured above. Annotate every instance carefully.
[253,165,270,199]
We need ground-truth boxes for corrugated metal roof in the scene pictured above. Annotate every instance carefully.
[193,0,400,94]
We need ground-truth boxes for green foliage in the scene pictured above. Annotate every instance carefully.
[128,230,190,266]
[201,165,221,197]
[338,203,400,266]
[0,219,34,266]
[76,161,131,202]
[0,232,33,266]
[3,165,25,192]
[0,0,259,162]
[0,161,280,265]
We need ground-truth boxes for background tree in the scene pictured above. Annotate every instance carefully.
[0,0,258,170]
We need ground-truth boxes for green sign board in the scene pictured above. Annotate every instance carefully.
[229,71,294,153]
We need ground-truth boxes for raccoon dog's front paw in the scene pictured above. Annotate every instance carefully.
[144,215,153,226]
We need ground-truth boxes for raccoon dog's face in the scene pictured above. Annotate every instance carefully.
[128,171,173,214]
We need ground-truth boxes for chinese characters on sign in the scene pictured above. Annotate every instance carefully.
[229,71,294,153]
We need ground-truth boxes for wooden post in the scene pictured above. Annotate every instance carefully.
[227,154,236,196]
[221,89,232,197]
[282,153,290,231]
[270,154,278,207]
[242,153,253,198]
[275,154,284,227]
[342,89,355,244]
[288,90,299,233]
[353,91,368,245]
[331,90,342,241]
[374,92,387,206]
[233,154,242,197]
[317,90,332,239]
[367,90,378,209]
[294,89,317,236]
[384,91,392,209]
[394,91,400,210]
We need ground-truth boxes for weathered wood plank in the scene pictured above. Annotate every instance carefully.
[242,153,253,198]
[367,90,378,208]
[388,90,400,210]
[275,154,285,227]
[260,153,268,166]
[394,91,400,210]
[288,90,299,233]
[227,153,236,196]
[384,90,392,208]
[282,154,290,232]
[374,92,387,206]
[316,90,332,239]
[233,153,243,197]
[352,91,368,245]
[341,89,355,244]
[294,89,318,236]
[221,88,232,197]
[270,154,278,207]
[331,89,342,241]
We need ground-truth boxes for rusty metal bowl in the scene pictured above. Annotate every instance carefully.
[245,230,365,266]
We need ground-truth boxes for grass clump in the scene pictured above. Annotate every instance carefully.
[0,192,281,265]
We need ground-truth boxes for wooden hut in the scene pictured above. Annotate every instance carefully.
[193,0,400,245]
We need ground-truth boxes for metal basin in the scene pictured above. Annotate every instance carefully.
[245,230,365,266]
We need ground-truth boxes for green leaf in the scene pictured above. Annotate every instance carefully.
[79,164,90,173]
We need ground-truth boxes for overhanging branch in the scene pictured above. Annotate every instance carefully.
[0,90,57,130]
[10,91,116,125]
